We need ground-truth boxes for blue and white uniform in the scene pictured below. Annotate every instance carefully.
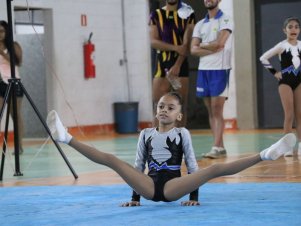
[260,40,301,90]
[131,127,199,202]
[192,10,233,97]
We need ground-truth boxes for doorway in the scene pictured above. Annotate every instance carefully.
[14,8,47,138]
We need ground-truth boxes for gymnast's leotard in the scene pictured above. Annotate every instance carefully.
[131,127,199,202]
[260,40,301,90]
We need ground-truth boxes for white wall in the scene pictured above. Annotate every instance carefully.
[0,0,152,129]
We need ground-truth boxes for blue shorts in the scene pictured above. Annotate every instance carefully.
[196,70,230,97]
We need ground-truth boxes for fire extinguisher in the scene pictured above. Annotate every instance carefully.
[84,32,95,79]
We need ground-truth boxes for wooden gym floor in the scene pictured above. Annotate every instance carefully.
[0,129,300,187]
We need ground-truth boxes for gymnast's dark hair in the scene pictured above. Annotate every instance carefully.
[283,17,300,28]
[0,20,21,65]
[164,91,184,112]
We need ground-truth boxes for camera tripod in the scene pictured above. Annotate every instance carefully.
[0,0,78,180]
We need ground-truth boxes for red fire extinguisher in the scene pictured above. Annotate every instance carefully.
[84,32,95,79]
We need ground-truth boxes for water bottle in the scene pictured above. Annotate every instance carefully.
[165,68,182,90]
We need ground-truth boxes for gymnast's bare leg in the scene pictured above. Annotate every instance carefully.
[47,110,296,202]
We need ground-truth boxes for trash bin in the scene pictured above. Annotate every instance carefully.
[114,102,138,134]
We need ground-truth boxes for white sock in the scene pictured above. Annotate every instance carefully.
[46,110,72,144]
[260,133,296,160]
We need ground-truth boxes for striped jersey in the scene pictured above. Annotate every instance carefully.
[149,7,195,62]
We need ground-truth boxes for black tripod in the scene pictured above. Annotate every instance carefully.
[0,0,78,180]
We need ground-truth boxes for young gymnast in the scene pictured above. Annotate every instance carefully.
[260,17,301,156]
[46,92,296,206]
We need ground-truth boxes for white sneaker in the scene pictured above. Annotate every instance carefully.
[260,133,296,160]
[218,147,227,156]
[46,110,72,144]
[203,147,227,159]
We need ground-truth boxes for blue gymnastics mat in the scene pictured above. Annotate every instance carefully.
[1,183,300,226]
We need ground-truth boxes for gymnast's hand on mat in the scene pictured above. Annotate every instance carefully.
[181,200,200,206]
[120,201,141,207]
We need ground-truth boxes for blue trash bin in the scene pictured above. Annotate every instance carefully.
[114,102,138,133]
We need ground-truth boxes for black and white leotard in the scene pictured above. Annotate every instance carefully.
[131,127,199,202]
[260,40,301,90]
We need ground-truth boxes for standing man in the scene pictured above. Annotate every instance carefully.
[191,0,233,158]
[149,0,195,126]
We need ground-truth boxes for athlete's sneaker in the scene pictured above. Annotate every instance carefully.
[203,147,227,159]
[218,148,227,156]
[46,110,72,144]
[260,133,296,160]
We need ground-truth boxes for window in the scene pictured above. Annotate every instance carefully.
[14,8,44,34]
